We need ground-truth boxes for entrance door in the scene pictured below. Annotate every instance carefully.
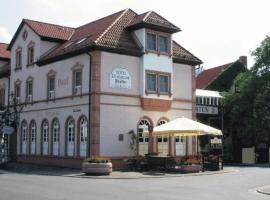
[175,136,186,156]
[158,136,168,156]
[67,119,75,156]
[21,122,27,154]
[80,117,87,157]
[30,122,36,154]
[42,121,49,155]
[52,119,60,156]
[138,119,150,156]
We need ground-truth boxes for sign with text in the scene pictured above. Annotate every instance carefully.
[110,68,131,89]
[196,105,219,115]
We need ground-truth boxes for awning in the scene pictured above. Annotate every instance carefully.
[145,116,222,137]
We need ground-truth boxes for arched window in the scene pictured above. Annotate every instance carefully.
[30,121,36,155]
[138,118,152,156]
[157,119,167,126]
[79,116,88,157]
[66,117,75,156]
[21,120,28,154]
[52,118,60,156]
[41,120,49,155]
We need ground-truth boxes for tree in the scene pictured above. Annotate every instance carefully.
[224,35,270,162]
[251,35,270,75]
[0,95,25,162]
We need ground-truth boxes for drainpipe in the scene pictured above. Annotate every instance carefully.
[86,53,92,157]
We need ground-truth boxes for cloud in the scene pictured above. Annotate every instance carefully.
[0,27,12,43]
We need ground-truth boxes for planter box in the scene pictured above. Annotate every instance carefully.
[82,162,112,175]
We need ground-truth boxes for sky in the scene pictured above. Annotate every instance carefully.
[1,0,270,69]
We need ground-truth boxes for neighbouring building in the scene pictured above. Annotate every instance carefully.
[195,56,247,161]
[5,9,202,168]
[0,43,10,108]
[0,43,11,163]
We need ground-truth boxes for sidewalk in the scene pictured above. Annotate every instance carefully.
[66,169,235,179]
[0,163,236,179]
[257,185,270,195]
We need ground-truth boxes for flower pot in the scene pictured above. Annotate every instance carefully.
[82,162,112,175]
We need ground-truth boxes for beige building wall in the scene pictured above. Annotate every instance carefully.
[99,52,194,156]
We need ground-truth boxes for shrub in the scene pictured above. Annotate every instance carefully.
[83,156,111,163]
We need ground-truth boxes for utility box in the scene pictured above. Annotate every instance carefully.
[242,147,255,164]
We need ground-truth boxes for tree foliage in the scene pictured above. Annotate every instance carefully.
[224,35,270,150]
[251,35,270,74]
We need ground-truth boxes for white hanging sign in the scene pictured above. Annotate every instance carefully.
[110,68,131,89]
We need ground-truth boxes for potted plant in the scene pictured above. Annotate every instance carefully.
[82,156,112,175]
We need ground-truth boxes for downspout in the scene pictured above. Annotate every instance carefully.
[86,53,92,157]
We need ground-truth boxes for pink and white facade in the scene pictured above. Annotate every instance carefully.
[4,9,202,168]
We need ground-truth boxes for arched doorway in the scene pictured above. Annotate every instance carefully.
[79,116,88,157]
[66,117,75,156]
[138,118,152,156]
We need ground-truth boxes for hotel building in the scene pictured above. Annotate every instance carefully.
[2,9,202,168]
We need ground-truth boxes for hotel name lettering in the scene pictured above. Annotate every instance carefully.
[196,105,219,115]
[110,68,131,89]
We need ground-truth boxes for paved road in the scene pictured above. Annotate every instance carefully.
[0,167,269,200]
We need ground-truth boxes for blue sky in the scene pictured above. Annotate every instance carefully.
[1,0,270,69]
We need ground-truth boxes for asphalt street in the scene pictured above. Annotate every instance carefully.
[0,167,269,200]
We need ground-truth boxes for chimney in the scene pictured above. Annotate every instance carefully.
[239,56,247,68]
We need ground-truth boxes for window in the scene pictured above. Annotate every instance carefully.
[76,38,87,44]
[157,119,167,126]
[52,118,60,156]
[67,119,75,142]
[30,121,36,154]
[146,71,171,95]
[42,121,49,143]
[147,33,157,51]
[138,119,151,144]
[74,70,82,95]
[16,50,22,69]
[26,81,33,103]
[146,73,157,92]
[159,75,169,93]
[42,120,49,155]
[15,84,21,103]
[80,117,88,143]
[53,119,60,143]
[48,76,55,99]
[79,116,88,157]
[27,46,34,65]
[146,32,170,54]
[159,36,168,53]
[21,121,28,154]
[22,122,28,142]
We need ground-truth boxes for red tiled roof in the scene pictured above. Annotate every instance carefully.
[38,9,142,64]
[0,43,10,60]
[127,11,181,33]
[173,41,202,65]
[24,19,75,41]
[8,19,75,50]
[6,8,200,66]
[196,63,233,89]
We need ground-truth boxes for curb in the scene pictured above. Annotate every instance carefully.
[64,169,237,180]
[257,185,270,195]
